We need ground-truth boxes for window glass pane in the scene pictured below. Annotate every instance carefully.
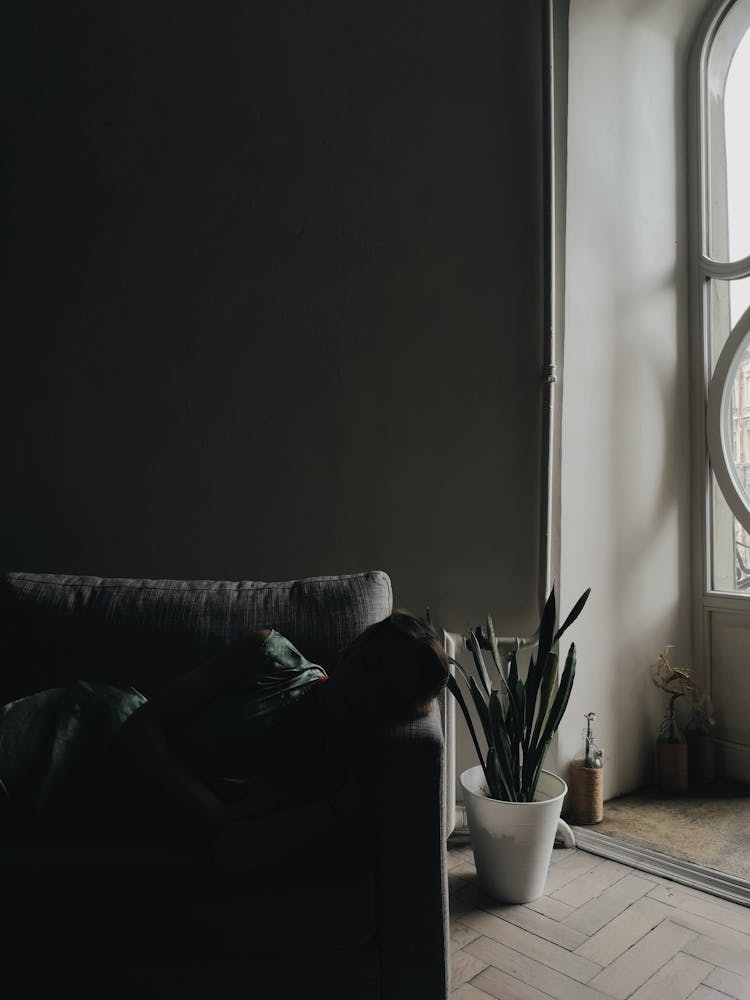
[708,276,750,373]
[726,23,750,261]
[731,272,750,325]
[705,0,750,262]
[711,467,750,591]
[724,331,750,506]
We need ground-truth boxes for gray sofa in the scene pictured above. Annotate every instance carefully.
[0,570,448,1000]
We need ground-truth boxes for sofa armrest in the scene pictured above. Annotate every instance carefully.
[366,703,448,1000]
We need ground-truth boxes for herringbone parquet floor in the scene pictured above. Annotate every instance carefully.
[448,842,750,999]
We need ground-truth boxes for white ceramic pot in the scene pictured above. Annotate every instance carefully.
[459,765,567,903]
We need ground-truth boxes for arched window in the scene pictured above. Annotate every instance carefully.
[694,0,750,593]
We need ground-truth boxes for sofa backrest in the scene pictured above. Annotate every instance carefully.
[0,571,393,703]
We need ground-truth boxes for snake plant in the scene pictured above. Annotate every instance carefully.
[448,586,590,803]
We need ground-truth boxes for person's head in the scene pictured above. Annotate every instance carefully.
[322,609,450,726]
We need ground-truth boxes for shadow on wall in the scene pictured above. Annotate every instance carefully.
[561,0,708,797]
[1,0,545,644]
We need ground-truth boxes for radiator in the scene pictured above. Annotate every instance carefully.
[441,629,459,837]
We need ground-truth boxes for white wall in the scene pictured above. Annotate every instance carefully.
[559,0,709,799]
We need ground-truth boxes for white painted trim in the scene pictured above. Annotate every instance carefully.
[688,1,722,686]
[701,252,750,277]
[703,589,750,610]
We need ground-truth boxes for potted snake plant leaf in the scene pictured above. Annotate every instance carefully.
[448,586,590,902]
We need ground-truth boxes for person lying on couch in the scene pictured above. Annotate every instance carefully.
[0,610,449,871]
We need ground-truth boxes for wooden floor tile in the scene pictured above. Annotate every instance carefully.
[648,883,750,935]
[448,844,750,1000]
[628,952,712,1000]
[684,934,750,979]
[476,898,588,950]
[702,966,750,1000]
[542,851,604,895]
[588,920,698,999]
[663,906,750,956]
[451,948,489,990]
[562,873,656,936]
[465,935,609,999]
[550,858,630,908]
[525,892,577,921]
[451,983,496,1000]
[471,963,571,1000]
[574,896,670,965]
[450,919,482,952]
[689,986,742,1000]
[458,909,601,983]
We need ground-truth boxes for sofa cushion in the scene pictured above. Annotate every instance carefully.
[0,571,393,702]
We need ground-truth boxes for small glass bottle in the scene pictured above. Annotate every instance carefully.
[655,694,688,794]
[568,713,604,824]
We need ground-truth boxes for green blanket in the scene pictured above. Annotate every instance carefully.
[0,680,146,840]
[0,631,328,841]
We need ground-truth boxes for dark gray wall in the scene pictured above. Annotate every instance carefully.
[1,0,544,633]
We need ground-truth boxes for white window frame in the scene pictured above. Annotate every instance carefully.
[689,0,750,679]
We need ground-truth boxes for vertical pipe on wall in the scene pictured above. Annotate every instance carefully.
[539,0,569,608]
[539,0,555,607]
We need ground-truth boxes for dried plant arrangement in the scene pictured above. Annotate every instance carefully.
[651,647,715,733]
[651,647,716,790]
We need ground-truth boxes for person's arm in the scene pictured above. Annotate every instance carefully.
[115,631,272,830]
[116,711,227,828]
[126,630,272,725]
